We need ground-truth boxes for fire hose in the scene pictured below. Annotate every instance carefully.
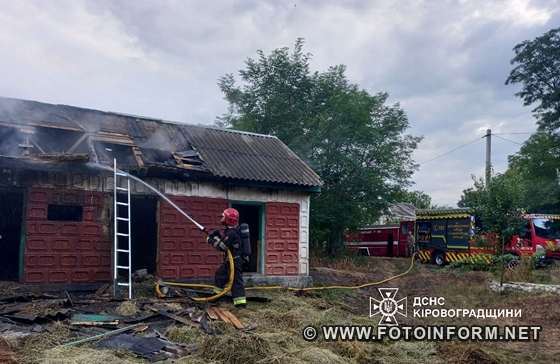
[155,248,235,302]
[156,252,416,297]
[104,165,416,301]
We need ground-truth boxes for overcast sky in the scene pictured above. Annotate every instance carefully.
[1,0,558,205]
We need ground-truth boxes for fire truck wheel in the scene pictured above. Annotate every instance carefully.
[506,257,519,270]
[434,252,445,267]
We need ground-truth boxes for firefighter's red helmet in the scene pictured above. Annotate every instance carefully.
[222,208,239,226]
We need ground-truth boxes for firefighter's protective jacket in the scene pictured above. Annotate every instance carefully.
[213,227,247,306]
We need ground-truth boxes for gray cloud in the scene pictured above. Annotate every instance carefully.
[0,0,559,205]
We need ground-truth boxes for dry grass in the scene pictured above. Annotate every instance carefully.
[437,342,507,364]
[40,347,141,364]
[165,325,203,345]
[115,300,139,316]
[17,322,76,364]
[502,256,535,283]
[201,333,271,364]
[12,257,560,364]
[361,341,441,364]
[132,279,157,298]
[297,347,349,364]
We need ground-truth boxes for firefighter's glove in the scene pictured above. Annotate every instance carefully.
[207,230,220,245]
[208,235,226,252]
[213,238,227,252]
[209,229,221,239]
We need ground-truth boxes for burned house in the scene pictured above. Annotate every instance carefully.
[0,97,322,286]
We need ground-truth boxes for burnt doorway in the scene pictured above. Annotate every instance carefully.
[231,203,263,273]
[130,196,158,274]
[0,191,24,280]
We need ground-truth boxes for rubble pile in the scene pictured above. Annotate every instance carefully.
[0,281,255,363]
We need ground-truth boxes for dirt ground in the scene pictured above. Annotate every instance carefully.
[1,257,558,363]
[310,256,560,364]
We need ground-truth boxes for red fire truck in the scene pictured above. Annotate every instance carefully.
[346,209,560,265]
[505,214,560,258]
[345,221,415,257]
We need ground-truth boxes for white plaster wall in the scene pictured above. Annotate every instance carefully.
[299,195,310,275]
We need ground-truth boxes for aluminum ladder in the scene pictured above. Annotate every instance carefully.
[113,159,132,299]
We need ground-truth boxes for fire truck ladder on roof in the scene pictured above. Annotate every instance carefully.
[113,159,132,299]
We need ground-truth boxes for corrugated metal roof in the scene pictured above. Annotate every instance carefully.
[181,125,321,186]
[0,96,322,188]
[388,203,416,220]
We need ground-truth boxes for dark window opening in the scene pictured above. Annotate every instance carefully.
[0,191,24,280]
[232,204,262,273]
[47,205,83,221]
[94,142,138,166]
[33,127,86,154]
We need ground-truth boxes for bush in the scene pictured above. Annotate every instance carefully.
[445,260,493,272]
[494,253,518,266]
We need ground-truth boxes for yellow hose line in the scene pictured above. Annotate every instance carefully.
[248,252,417,291]
[156,249,235,302]
[157,253,417,298]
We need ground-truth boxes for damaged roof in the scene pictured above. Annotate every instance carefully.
[0,96,322,189]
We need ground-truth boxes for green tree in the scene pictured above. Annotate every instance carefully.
[219,40,420,254]
[508,132,560,213]
[396,190,432,209]
[459,173,526,248]
[506,28,560,131]
[218,38,315,157]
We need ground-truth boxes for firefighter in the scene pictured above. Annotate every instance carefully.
[208,208,247,307]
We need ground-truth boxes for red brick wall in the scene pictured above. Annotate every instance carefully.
[158,196,227,279]
[24,187,111,283]
[265,202,299,275]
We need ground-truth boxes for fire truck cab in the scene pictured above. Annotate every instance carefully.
[505,214,560,258]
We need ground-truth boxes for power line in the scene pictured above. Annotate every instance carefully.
[493,132,533,135]
[418,137,483,166]
[493,134,524,146]
[493,130,554,136]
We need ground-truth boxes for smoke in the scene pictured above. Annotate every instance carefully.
[0,97,28,124]
[0,99,31,156]
[0,97,193,162]
[140,127,176,152]
[0,97,94,157]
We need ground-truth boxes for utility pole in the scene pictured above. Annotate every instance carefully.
[484,129,492,187]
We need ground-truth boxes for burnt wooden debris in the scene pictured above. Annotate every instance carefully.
[0,282,262,361]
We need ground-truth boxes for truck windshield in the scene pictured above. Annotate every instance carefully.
[533,218,560,239]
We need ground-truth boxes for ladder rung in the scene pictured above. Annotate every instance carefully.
[116,217,129,221]
[116,233,129,237]
[116,202,129,206]
[116,265,130,269]
[117,282,130,286]
[116,249,130,253]
[116,187,128,191]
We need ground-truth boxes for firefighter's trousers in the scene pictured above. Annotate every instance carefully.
[215,256,246,306]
